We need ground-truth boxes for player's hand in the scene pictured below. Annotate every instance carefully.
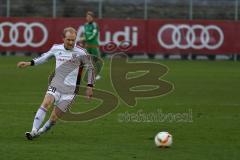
[17,61,31,68]
[78,37,86,47]
[78,42,86,48]
[86,86,93,100]
[79,37,86,42]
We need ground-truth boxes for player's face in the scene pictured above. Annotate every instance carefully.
[86,15,93,23]
[63,32,76,50]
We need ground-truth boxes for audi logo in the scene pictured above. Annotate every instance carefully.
[158,24,224,50]
[0,22,48,47]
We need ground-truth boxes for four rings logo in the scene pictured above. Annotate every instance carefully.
[0,22,48,47]
[158,24,224,50]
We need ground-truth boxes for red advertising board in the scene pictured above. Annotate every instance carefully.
[147,19,239,54]
[0,17,239,54]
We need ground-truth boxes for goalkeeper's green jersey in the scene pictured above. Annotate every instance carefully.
[84,22,99,46]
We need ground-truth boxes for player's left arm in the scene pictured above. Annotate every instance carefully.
[81,54,95,99]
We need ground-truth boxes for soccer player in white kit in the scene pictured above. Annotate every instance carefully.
[17,27,95,140]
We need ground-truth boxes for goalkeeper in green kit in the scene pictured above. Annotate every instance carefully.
[78,11,103,80]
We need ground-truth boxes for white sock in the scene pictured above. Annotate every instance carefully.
[38,120,55,135]
[32,106,47,131]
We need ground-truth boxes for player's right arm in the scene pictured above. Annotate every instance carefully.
[17,47,55,68]
[17,61,31,68]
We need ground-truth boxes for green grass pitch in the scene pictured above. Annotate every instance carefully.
[0,56,239,160]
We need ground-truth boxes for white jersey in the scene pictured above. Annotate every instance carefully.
[32,44,95,94]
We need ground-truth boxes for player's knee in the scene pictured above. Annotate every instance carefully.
[41,95,54,109]
[55,107,64,118]
[50,118,57,124]
[41,102,51,110]
[50,107,63,122]
[50,113,58,122]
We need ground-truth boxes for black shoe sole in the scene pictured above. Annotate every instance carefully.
[25,132,33,140]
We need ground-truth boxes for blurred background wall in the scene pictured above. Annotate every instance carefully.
[0,0,238,20]
[0,0,239,60]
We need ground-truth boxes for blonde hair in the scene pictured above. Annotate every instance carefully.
[62,27,77,37]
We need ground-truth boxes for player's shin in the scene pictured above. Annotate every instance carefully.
[38,119,56,134]
[32,106,47,132]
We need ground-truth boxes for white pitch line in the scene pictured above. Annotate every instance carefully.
[175,103,240,106]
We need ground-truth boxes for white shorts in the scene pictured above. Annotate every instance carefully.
[46,86,76,112]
